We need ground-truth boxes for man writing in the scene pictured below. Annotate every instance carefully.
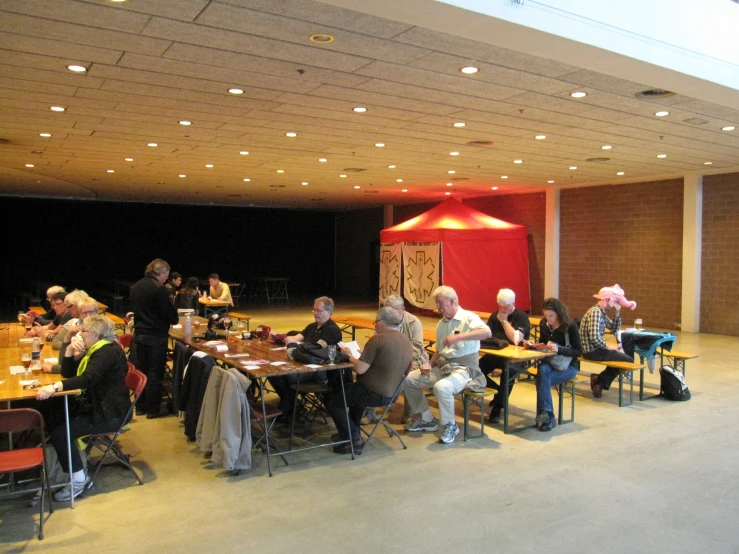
[208,273,233,306]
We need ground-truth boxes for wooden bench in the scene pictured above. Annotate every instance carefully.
[579,358,646,407]
[105,313,127,332]
[662,351,698,377]
[227,312,253,331]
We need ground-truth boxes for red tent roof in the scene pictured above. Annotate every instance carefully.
[381,198,527,242]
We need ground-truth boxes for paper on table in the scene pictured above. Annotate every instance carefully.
[19,338,34,343]
[243,365,260,370]
[203,340,225,347]
[0,380,5,386]
[214,344,228,352]
[270,346,287,351]
[10,366,27,375]
[20,379,38,387]
[270,361,287,366]
[44,357,58,364]
[303,364,322,369]
[339,341,361,359]
[172,324,182,329]
[225,353,249,358]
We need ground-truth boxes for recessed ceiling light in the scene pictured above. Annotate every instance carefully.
[445,191,451,195]
[301,182,308,185]
[354,185,360,189]
[570,91,587,98]
[50,106,65,112]
[340,174,347,178]
[501,175,508,179]
[243,178,250,181]
[722,126,736,131]
[453,122,466,128]
[228,88,244,95]
[459,66,479,74]
[569,166,578,170]
[402,189,408,192]
[25,163,34,167]
[387,165,396,169]
[125,157,134,161]
[514,159,523,164]
[446,183,453,187]
[657,154,667,158]
[375,142,385,147]
[617,171,625,175]
[39,133,51,137]
[107,169,114,173]
[547,180,554,183]
[239,151,249,155]
[448,170,455,174]
[450,151,459,156]
[179,120,192,126]
[179,174,186,178]
[205,164,214,168]
[491,186,498,190]
[67,65,87,73]
[353,107,367,113]
[655,111,669,117]
[601,145,612,150]
[396,179,403,183]
[277,169,284,173]
[147,142,157,147]
[318,158,327,162]
[535,135,547,140]
[310,34,334,43]
[285,132,297,137]
[703,161,713,165]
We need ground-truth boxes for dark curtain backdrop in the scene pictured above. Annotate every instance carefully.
[3,197,337,311]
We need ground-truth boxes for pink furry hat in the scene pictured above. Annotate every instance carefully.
[593,284,637,310]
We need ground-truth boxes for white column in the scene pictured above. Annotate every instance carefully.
[383,205,393,228]
[544,188,560,298]
[681,174,702,332]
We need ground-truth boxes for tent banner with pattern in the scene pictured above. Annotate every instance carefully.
[401,242,440,310]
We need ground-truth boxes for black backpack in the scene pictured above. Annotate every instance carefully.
[288,342,349,365]
[660,365,691,401]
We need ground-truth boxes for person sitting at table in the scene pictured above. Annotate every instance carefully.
[581,287,633,398]
[479,288,531,424]
[45,297,100,373]
[175,276,200,311]
[208,273,233,306]
[327,307,413,454]
[404,286,491,444]
[35,315,131,502]
[269,296,342,418]
[534,298,583,432]
[51,289,90,350]
[23,285,66,325]
[25,291,71,340]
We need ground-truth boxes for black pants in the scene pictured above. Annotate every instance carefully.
[326,383,392,441]
[480,354,526,410]
[134,334,169,414]
[584,348,634,389]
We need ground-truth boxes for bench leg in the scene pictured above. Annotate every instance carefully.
[463,394,485,441]
[618,371,635,407]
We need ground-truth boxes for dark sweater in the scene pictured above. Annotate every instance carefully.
[131,273,179,336]
[61,342,131,424]
[486,308,531,344]
[539,321,583,359]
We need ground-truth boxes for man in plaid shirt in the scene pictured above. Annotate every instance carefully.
[580,288,634,398]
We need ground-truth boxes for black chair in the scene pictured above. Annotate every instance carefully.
[360,372,408,450]
[249,402,289,467]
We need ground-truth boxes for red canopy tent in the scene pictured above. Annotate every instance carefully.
[381,198,530,311]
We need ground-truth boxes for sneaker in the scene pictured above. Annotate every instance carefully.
[535,411,550,429]
[53,475,91,502]
[333,439,364,455]
[590,374,603,398]
[488,407,502,424]
[404,418,438,432]
[539,417,557,432]
[439,422,459,444]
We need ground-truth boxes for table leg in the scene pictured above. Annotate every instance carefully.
[64,395,75,508]
[503,362,510,434]
[259,377,274,477]
[337,368,355,460]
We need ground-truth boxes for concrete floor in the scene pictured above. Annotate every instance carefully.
[2,301,738,553]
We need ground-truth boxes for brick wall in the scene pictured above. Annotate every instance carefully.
[701,173,739,336]
[394,193,547,312]
[560,179,684,328]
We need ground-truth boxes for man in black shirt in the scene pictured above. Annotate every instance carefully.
[270,296,342,417]
[131,258,179,418]
[479,288,531,423]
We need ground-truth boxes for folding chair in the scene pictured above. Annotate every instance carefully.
[360,373,408,450]
[288,381,331,449]
[249,402,289,467]
[118,333,132,353]
[0,409,54,540]
[85,369,147,488]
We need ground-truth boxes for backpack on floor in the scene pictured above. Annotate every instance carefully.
[659,365,691,401]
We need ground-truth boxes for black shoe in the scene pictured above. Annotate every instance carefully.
[539,417,557,432]
[488,407,502,424]
[535,411,550,429]
[331,433,343,443]
[333,439,364,455]
[146,408,171,419]
[135,408,146,417]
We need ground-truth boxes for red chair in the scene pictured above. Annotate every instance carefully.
[85,369,147,488]
[0,409,54,540]
[118,333,132,352]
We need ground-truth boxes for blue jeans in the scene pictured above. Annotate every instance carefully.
[535,362,578,420]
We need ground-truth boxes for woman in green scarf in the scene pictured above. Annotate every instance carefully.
[36,315,131,502]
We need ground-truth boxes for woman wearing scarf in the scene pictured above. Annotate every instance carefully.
[36,315,131,502]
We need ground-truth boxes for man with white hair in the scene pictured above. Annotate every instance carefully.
[403,286,491,444]
[23,285,66,325]
[480,288,531,424]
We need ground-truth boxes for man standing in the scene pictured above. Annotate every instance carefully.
[479,288,531,423]
[404,286,491,444]
[328,307,413,454]
[581,287,633,398]
[131,258,179,418]
[208,273,233,306]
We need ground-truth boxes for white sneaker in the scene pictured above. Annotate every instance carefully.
[439,422,459,444]
[53,474,91,502]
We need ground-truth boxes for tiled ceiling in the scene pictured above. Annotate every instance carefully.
[0,0,738,209]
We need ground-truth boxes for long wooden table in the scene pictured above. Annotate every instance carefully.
[333,315,438,351]
[1,332,81,507]
[169,324,356,476]
[198,297,230,317]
